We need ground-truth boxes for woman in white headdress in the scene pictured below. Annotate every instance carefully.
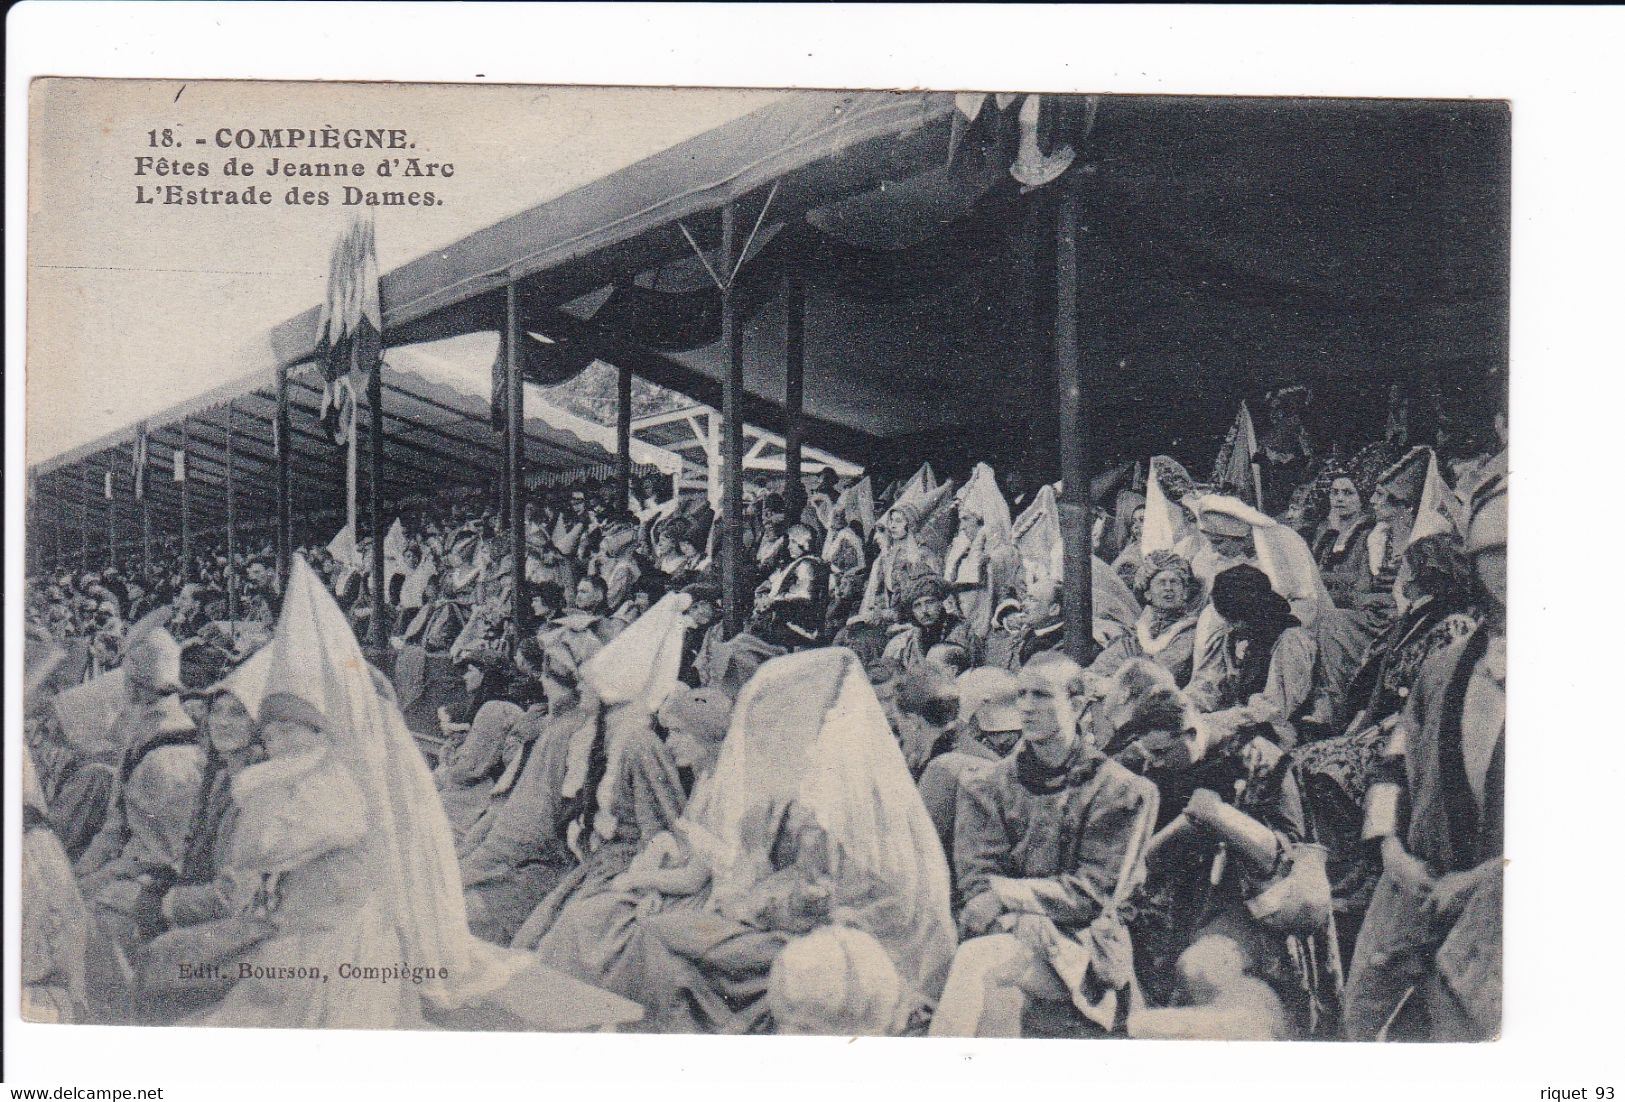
[531,686,734,1004]
[942,463,1021,647]
[509,594,692,950]
[1011,484,1142,649]
[1184,494,1334,704]
[626,648,955,1034]
[857,500,943,625]
[1139,457,1203,564]
[199,558,521,1029]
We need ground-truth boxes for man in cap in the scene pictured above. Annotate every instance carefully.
[74,608,209,965]
[917,667,1024,876]
[1344,473,1505,1042]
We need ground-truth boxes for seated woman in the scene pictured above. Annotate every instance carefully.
[199,559,523,1030]
[1107,491,1147,586]
[533,687,733,1000]
[857,502,943,625]
[1308,468,1377,610]
[942,464,1020,654]
[1186,564,1336,755]
[458,643,591,946]
[435,699,525,847]
[509,594,694,951]
[198,688,408,1028]
[582,648,955,1034]
[1088,551,1204,687]
[1291,533,1482,957]
[21,749,92,1024]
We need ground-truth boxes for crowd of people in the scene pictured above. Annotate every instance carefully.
[22,391,1507,1040]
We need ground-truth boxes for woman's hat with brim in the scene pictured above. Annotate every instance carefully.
[956,666,1022,732]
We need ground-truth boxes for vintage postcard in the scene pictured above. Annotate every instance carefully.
[21,77,1508,1042]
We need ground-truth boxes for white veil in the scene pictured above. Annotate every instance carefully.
[1192,493,1332,626]
[1012,484,1141,641]
[684,648,956,1002]
[259,557,523,1010]
[1140,456,1194,556]
[954,462,1014,542]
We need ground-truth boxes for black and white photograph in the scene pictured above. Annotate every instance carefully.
[20,77,1508,1043]
[10,6,1624,1096]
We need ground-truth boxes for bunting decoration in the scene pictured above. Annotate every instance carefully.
[491,331,509,432]
[316,217,382,539]
[1010,94,1076,192]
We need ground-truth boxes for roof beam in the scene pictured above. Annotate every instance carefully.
[527,298,881,463]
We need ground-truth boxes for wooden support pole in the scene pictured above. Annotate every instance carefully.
[107,460,118,570]
[719,201,746,637]
[1054,179,1093,663]
[142,499,151,576]
[275,360,292,589]
[180,419,192,583]
[369,355,387,650]
[783,264,807,519]
[226,402,239,624]
[506,283,527,638]
[80,467,91,570]
[616,362,633,510]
